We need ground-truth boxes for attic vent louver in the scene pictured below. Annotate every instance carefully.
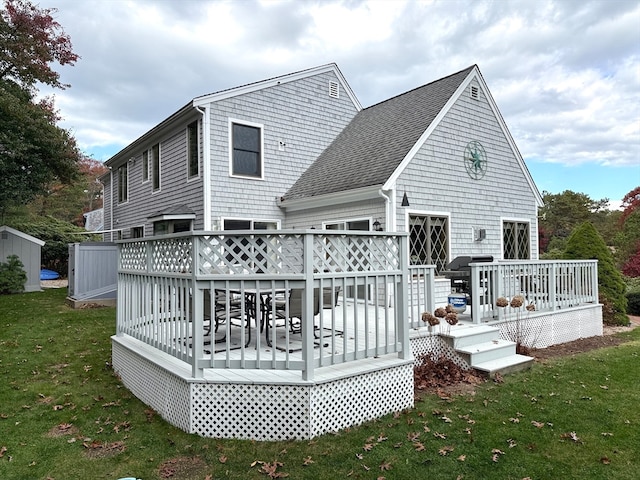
[471,85,479,99]
[329,81,339,98]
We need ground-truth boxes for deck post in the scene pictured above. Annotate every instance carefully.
[397,235,411,360]
[191,238,204,378]
[591,260,599,303]
[302,232,315,381]
[470,266,481,324]
[549,262,557,311]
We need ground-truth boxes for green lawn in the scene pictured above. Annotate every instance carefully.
[1,288,638,480]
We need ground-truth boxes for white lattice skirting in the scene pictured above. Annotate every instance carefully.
[111,304,601,440]
[112,337,414,441]
[493,304,603,348]
[409,333,471,369]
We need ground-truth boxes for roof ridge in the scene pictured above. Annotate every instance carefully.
[194,62,338,100]
[363,64,476,110]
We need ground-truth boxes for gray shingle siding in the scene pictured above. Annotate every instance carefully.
[283,66,475,201]
[104,118,205,238]
[207,70,358,225]
[284,199,386,229]
[395,77,539,260]
[102,63,541,264]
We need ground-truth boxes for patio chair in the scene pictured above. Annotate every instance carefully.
[263,288,321,352]
[322,286,341,308]
[208,289,252,348]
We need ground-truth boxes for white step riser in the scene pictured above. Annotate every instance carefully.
[443,330,500,349]
[473,355,535,377]
[460,343,517,366]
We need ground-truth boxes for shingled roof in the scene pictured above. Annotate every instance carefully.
[282,65,475,201]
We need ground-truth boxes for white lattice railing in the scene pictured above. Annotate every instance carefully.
[116,230,410,379]
[469,259,599,323]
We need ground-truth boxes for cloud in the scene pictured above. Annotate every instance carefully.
[39,0,639,174]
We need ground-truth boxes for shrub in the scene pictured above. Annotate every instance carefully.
[626,292,640,316]
[0,255,27,294]
[626,276,640,316]
[621,242,640,277]
[564,221,627,325]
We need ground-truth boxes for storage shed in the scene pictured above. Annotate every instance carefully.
[0,226,46,293]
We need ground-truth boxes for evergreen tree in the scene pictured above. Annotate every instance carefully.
[563,221,627,325]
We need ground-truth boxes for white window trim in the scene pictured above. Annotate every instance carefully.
[500,216,532,261]
[322,216,373,230]
[118,164,129,204]
[151,143,161,193]
[130,225,145,238]
[221,217,280,230]
[186,120,200,181]
[141,150,149,183]
[228,118,265,180]
[404,208,452,270]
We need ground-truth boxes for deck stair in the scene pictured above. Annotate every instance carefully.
[440,324,534,377]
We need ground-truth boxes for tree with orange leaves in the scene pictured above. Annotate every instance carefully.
[0,0,81,217]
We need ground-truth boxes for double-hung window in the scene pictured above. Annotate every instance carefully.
[151,143,160,191]
[230,121,263,178]
[503,220,530,259]
[118,164,128,203]
[142,150,149,182]
[187,121,199,178]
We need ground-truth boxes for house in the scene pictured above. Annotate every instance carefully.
[102,63,542,280]
[82,207,104,232]
[105,64,602,440]
[0,225,45,292]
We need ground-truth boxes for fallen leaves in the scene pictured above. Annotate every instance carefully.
[251,460,289,478]
[491,448,505,463]
[560,431,582,443]
[438,445,455,456]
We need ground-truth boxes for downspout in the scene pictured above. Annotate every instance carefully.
[196,105,212,230]
[108,166,113,241]
[377,188,393,231]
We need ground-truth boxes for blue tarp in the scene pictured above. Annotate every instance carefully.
[40,269,60,280]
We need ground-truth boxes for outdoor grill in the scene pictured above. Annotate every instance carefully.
[442,255,494,300]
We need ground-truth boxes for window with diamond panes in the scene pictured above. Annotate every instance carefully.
[409,215,448,274]
[503,221,530,259]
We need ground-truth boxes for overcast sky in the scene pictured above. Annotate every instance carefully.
[39,0,639,209]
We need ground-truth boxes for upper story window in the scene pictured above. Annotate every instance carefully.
[151,143,160,191]
[230,121,263,179]
[187,121,199,178]
[503,220,530,259]
[118,164,128,203]
[142,150,149,182]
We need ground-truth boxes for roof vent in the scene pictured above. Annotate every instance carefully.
[329,81,339,98]
[470,85,479,99]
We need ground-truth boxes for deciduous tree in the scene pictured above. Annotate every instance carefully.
[0,0,78,91]
[0,0,81,216]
